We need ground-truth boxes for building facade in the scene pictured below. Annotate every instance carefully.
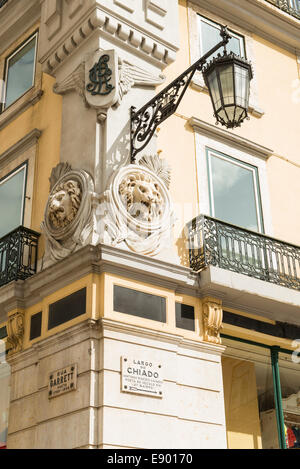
[0,0,299,449]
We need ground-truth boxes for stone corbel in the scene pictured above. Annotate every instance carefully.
[6,312,25,355]
[202,298,223,345]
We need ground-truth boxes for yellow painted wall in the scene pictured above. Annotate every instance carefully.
[222,357,262,449]
[158,0,300,252]
[0,24,62,257]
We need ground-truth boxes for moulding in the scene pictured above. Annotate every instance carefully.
[189,0,300,55]
[0,0,40,55]
[0,89,43,131]
[0,244,199,316]
[39,6,178,75]
[188,117,274,160]
[0,128,42,172]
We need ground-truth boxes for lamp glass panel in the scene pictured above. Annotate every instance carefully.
[218,64,234,105]
[234,64,249,108]
[207,68,221,110]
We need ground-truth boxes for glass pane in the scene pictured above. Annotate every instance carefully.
[0,340,11,449]
[175,303,195,331]
[209,152,262,232]
[114,285,166,323]
[48,289,86,330]
[5,36,36,108]
[279,351,300,449]
[222,339,279,449]
[207,69,221,110]
[219,65,234,105]
[234,65,249,107]
[0,166,26,238]
[200,18,244,61]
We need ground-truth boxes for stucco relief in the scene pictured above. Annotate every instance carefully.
[41,165,96,267]
[96,155,174,256]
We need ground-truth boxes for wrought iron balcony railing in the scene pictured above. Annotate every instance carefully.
[266,0,300,19]
[187,215,300,291]
[0,226,40,288]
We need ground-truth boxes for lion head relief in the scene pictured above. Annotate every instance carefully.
[48,180,82,229]
[119,173,164,223]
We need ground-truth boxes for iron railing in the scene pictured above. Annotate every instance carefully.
[187,215,300,291]
[0,226,40,288]
[266,0,300,19]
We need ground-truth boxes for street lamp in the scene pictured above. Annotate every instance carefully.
[130,26,253,163]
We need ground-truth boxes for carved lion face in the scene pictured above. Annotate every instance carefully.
[48,180,82,229]
[119,173,163,222]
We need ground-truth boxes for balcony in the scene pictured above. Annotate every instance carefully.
[0,0,8,8]
[266,0,300,19]
[0,226,40,288]
[187,215,300,292]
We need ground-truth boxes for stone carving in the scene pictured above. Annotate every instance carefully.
[49,162,73,190]
[41,164,96,266]
[53,63,88,106]
[48,179,82,229]
[7,312,24,354]
[115,59,165,107]
[138,154,171,189]
[202,298,223,345]
[96,154,174,256]
[53,56,165,109]
[119,173,163,223]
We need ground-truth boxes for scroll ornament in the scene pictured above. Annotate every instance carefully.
[7,312,24,354]
[202,298,223,344]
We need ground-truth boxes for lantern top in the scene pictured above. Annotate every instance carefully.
[202,51,253,81]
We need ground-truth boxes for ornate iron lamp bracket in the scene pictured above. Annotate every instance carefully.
[130,26,231,163]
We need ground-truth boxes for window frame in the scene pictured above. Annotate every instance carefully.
[198,14,246,60]
[1,31,38,112]
[206,147,265,233]
[0,161,28,238]
[194,131,274,237]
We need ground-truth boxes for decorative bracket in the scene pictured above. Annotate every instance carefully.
[7,312,24,354]
[202,298,223,345]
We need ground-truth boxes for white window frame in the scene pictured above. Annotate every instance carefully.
[3,32,38,111]
[198,15,246,60]
[0,163,28,236]
[195,132,274,237]
[206,148,264,233]
[187,3,264,118]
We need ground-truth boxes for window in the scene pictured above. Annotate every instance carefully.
[207,148,264,233]
[48,288,87,330]
[175,303,195,331]
[198,15,246,61]
[0,163,27,238]
[2,33,37,110]
[114,285,166,323]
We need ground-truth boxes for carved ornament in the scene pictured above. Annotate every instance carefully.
[7,312,24,354]
[202,298,223,345]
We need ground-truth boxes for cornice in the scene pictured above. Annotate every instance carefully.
[188,117,274,160]
[0,244,200,315]
[39,4,178,75]
[189,0,300,55]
